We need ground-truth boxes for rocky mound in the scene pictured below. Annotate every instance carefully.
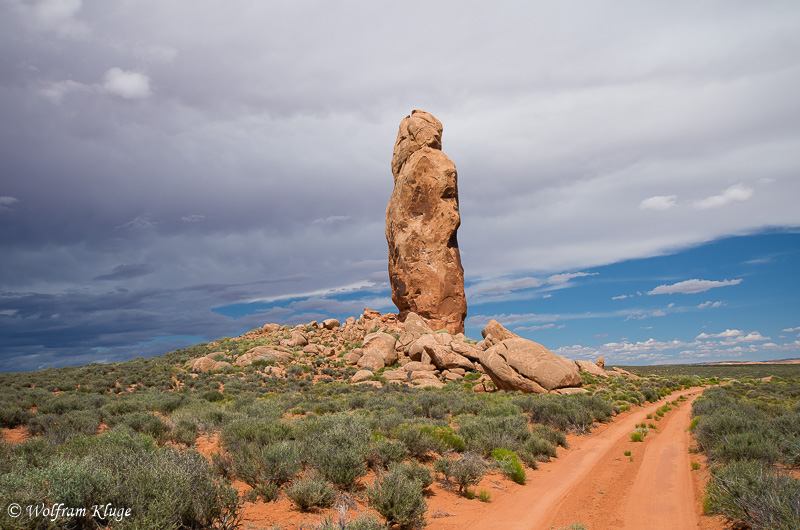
[186,310,625,392]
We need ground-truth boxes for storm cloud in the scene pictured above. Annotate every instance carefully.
[2,1,799,370]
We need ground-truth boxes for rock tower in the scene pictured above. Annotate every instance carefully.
[385,110,467,334]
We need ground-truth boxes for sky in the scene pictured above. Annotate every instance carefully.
[1,1,799,372]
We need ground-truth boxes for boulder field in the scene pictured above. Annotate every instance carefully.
[188,309,634,392]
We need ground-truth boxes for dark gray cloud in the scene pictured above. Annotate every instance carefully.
[93,264,155,281]
[1,0,799,371]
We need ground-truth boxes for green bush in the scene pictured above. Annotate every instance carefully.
[304,414,370,489]
[531,424,569,448]
[421,425,466,452]
[457,413,530,455]
[389,460,433,489]
[491,448,525,484]
[392,423,446,459]
[230,440,301,489]
[0,431,241,530]
[285,472,336,511]
[367,465,428,529]
[369,437,409,469]
[515,394,613,434]
[437,454,486,495]
[705,460,800,530]
[710,431,781,464]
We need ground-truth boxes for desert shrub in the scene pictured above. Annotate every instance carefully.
[640,387,660,402]
[230,440,300,489]
[29,410,101,444]
[202,390,226,402]
[389,460,433,489]
[491,448,525,484]
[710,431,781,464]
[531,424,568,448]
[169,417,199,445]
[211,451,235,480]
[0,406,32,428]
[221,416,292,450]
[369,437,409,469]
[392,423,447,459]
[522,436,557,463]
[303,414,370,489]
[457,413,530,455]
[420,425,466,452]
[515,394,612,434]
[111,411,169,440]
[367,465,428,529]
[285,472,336,511]
[436,453,486,495]
[0,432,241,530]
[705,460,800,530]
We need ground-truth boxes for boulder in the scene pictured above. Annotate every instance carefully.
[481,320,520,346]
[450,340,482,361]
[403,361,436,372]
[479,338,582,394]
[386,110,467,334]
[262,323,281,333]
[382,369,409,382]
[424,343,475,371]
[408,334,440,362]
[189,356,218,373]
[396,331,419,353]
[404,312,433,334]
[322,318,340,330]
[596,356,605,369]
[357,332,398,371]
[189,355,232,373]
[552,387,590,395]
[576,359,606,377]
[344,349,363,365]
[290,330,308,347]
[238,346,293,365]
[351,369,374,383]
[414,378,445,389]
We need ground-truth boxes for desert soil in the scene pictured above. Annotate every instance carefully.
[433,387,725,530]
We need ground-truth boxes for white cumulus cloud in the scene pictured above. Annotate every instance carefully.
[647,278,742,295]
[639,195,677,211]
[697,300,724,309]
[697,329,743,339]
[693,184,754,210]
[103,68,152,99]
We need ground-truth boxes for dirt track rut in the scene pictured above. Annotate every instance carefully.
[433,387,719,530]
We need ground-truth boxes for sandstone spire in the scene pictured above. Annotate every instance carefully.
[386,110,467,334]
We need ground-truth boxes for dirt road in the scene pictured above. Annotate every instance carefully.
[433,387,721,530]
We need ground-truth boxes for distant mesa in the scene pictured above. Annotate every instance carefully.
[386,110,467,334]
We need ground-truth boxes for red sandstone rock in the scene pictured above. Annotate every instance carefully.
[386,110,467,334]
